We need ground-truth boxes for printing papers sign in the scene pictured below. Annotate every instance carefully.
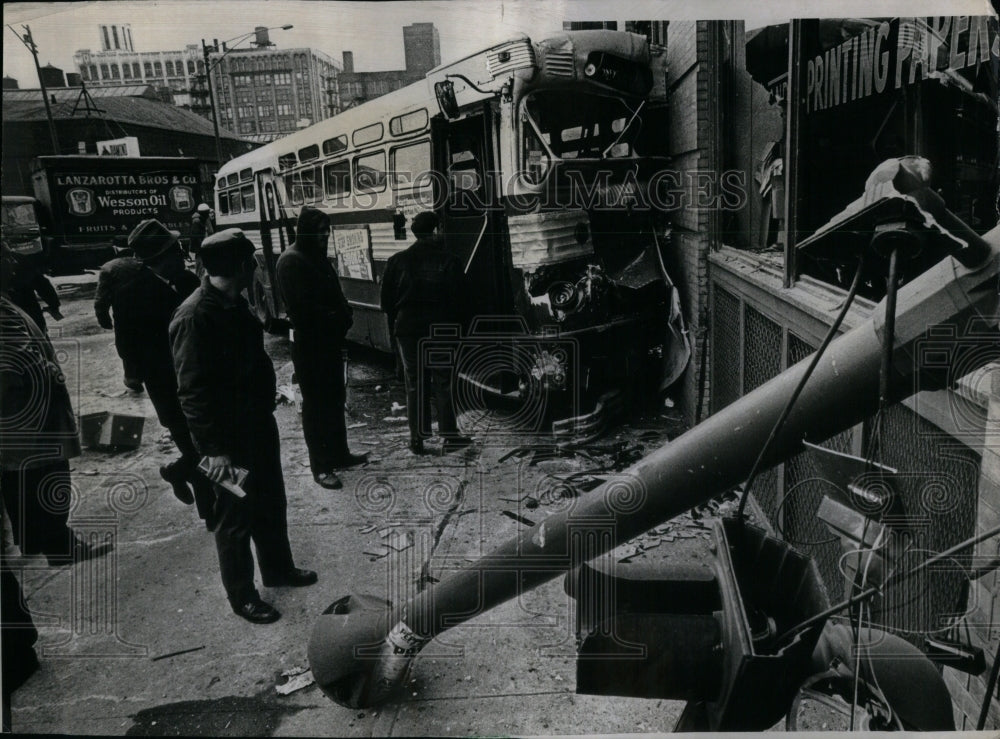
[332,227,373,280]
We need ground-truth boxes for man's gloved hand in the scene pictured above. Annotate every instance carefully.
[46,306,64,321]
[96,312,113,330]
[201,455,235,484]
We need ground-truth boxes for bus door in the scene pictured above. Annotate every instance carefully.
[432,107,509,319]
[255,169,291,321]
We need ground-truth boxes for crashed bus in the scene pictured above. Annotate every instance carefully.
[214,29,689,430]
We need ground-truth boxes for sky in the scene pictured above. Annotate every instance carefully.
[3,0,994,87]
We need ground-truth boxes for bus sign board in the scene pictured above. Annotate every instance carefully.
[332,227,374,280]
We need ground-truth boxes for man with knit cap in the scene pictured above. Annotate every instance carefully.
[171,228,317,624]
[276,206,367,490]
[380,211,474,455]
[94,219,214,517]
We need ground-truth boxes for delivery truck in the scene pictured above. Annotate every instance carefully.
[31,156,203,273]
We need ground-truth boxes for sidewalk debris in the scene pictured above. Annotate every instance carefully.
[363,544,392,559]
[501,510,535,526]
[275,666,314,695]
[381,529,413,552]
[347,422,368,429]
[150,645,205,662]
[358,523,378,534]
[275,384,297,405]
[80,412,144,451]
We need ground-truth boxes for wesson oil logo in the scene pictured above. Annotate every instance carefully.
[66,188,96,216]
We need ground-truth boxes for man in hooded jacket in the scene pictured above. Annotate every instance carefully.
[276,207,367,490]
[379,211,474,455]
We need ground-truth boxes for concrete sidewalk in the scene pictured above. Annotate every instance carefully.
[8,290,697,736]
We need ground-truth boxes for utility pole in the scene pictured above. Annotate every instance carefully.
[19,24,60,154]
[202,39,224,166]
[200,26,292,169]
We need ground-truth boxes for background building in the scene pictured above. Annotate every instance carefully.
[73,24,342,143]
[206,42,341,143]
[74,41,206,108]
[402,22,441,77]
[337,22,440,108]
[1,84,252,196]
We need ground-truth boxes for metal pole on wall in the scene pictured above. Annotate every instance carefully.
[782,20,804,288]
[202,39,223,166]
[19,25,60,154]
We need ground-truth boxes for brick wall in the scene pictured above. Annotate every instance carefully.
[944,368,1000,730]
[663,21,718,424]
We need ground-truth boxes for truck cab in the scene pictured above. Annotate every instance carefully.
[1,196,45,259]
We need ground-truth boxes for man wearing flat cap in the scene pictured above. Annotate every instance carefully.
[170,228,316,624]
[94,219,214,516]
[380,211,474,455]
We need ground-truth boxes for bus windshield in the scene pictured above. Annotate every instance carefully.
[1,202,39,230]
[521,91,642,181]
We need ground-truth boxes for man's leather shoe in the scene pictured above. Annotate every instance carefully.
[442,435,474,453]
[160,464,195,505]
[262,568,318,588]
[314,472,342,490]
[232,598,280,624]
[46,536,114,566]
[331,452,369,470]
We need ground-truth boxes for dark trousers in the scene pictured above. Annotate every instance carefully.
[0,460,73,557]
[1,567,38,732]
[397,336,458,441]
[291,340,349,476]
[144,372,216,522]
[213,415,295,605]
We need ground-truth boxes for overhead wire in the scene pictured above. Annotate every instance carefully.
[735,252,867,522]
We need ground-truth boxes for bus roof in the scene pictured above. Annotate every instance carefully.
[217,79,435,180]
[217,29,653,179]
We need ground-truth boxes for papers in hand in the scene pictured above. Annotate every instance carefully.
[198,457,249,498]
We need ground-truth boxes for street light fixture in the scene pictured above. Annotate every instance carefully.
[201,24,293,166]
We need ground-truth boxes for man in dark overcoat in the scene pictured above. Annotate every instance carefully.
[94,219,214,517]
[170,228,316,623]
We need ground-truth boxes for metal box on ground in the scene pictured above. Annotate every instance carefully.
[80,412,144,450]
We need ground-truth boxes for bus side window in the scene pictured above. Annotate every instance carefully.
[218,192,229,216]
[390,140,431,191]
[354,151,387,193]
[241,185,256,212]
[229,189,242,215]
[324,160,350,199]
[284,173,304,206]
[301,167,319,203]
